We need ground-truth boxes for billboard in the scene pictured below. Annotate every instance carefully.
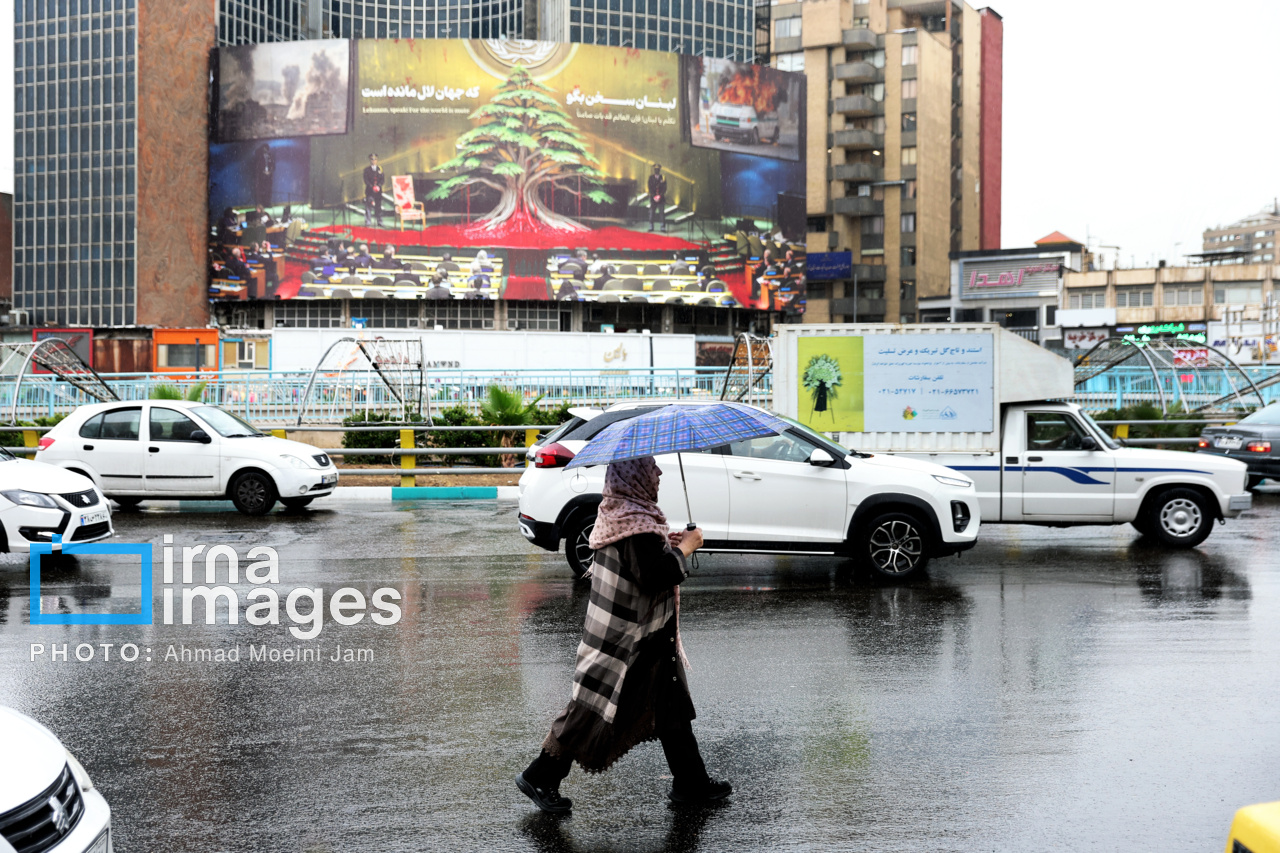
[959,255,1063,300]
[683,57,805,162]
[207,39,806,313]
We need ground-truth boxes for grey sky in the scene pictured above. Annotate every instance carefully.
[1,1,1277,269]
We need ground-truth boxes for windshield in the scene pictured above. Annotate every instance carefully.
[775,414,850,458]
[0,446,15,462]
[1078,410,1122,450]
[1241,403,1280,425]
[192,406,263,438]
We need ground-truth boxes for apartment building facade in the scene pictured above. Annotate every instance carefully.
[770,0,1002,325]
[1198,204,1280,266]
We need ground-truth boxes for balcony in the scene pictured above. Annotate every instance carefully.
[833,61,879,84]
[832,129,882,149]
[832,163,883,182]
[843,28,878,50]
[833,197,883,216]
[833,94,878,116]
[853,264,888,282]
[830,297,888,316]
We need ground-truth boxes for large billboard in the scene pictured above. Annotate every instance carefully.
[207,39,807,314]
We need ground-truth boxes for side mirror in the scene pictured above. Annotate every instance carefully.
[1079,436,1098,451]
[190,430,212,444]
[808,447,835,466]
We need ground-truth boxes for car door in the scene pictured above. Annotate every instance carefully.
[77,406,146,493]
[724,431,848,544]
[652,449,731,543]
[1020,411,1115,519]
[143,405,222,494]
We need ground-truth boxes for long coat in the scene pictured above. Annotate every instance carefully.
[543,532,694,772]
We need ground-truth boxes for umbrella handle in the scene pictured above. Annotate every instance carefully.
[678,452,695,530]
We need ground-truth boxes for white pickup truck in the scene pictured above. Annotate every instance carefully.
[772,324,1252,547]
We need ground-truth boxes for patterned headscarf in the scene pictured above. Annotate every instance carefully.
[588,456,670,550]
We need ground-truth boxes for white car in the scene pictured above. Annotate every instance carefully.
[0,447,112,554]
[0,706,112,852]
[518,402,980,580]
[36,401,339,516]
[710,102,780,145]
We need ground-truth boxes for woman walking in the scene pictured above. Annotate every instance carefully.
[516,457,732,813]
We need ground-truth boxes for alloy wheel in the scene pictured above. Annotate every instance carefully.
[868,519,923,575]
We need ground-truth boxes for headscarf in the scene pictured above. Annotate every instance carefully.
[588,457,669,550]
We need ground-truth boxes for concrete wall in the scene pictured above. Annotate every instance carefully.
[916,31,951,304]
[959,4,981,253]
[135,0,213,329]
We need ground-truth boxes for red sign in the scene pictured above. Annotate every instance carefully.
[1173,348,1209,367]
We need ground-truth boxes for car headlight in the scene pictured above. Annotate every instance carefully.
[933,474,974,488]
[1,489,59,508]
[280,454,309,469]
[66,750,94,792]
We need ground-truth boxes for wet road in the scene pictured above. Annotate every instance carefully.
[3,492,1279,852]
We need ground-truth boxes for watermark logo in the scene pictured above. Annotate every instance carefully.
[29,535,153,626]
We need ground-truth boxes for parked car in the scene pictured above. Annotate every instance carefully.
[36,401,338,515]
[0,446,111,553]
[710,102,780,145]
[1198,402,1280,490]
[518,401,980,580]
[0,706,112,852]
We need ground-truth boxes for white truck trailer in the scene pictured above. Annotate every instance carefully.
[771,323,1252,547]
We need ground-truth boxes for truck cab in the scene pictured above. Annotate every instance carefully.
[939,400,1251,546]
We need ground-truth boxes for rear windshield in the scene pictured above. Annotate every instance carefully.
[564,406,665,441]
[537,417,584,446]
[1241,404,1280,426]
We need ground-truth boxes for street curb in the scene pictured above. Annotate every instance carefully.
[335,486,519,501]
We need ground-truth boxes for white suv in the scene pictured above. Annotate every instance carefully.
[517,402,980,580]
[36,401,339,515]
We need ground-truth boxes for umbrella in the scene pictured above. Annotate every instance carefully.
[565,402,793,529]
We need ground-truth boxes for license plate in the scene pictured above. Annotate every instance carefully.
[81,510,109,526]
[1215,436,1243,450]
[321,474,338,485]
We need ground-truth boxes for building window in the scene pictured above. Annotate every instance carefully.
[900,280,916,302]
[901,44,918,65]
[904,179,917,199]
[900,213,916,233]
[774,17,800,38]
[868,49,886,69]
[861,216,885,235]
[901,78,918,99]
[1163,285,1204,306]
[901,112,917,132]
[806,216,829,234]
[776,52,804,72]
[862,82,885,101]
[1068,288,1107,310]
[1214,283,1263,305]
[900,147,917,166]
[1115,287,1154,308]
[901,246,916,266]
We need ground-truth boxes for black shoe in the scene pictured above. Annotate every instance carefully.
[516,772,573,814]
[668,778,732,805]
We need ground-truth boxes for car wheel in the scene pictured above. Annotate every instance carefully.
[1130,519,1153,538]
[562,513,597,580]
[1143,488,1212,548]
[113,497,143,511]
[749,128,760,145]
[1247,475,1265,490]
[230,471,278,516]
[859,512,930,579]
[281,497,314,510]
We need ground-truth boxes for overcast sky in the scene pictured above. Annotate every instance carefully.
[1,1,1277,268]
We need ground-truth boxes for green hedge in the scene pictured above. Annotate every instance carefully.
[0,414,67,453]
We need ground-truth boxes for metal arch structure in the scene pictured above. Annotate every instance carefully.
[1,337,119,425]
[296,336,428,426]
[1072,336,1265,414]
[719,333,773,408]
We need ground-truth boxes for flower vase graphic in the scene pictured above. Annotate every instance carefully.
[802,354,843,425]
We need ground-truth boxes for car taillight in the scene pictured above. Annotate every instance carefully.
[1246,440,1271,453]
[534,442,575,468]
[37,437,55,450]
[1198,439,1209,449]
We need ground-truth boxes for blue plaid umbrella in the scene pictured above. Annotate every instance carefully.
[565,402,794,529]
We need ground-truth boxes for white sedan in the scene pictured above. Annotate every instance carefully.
[0,706,112,852]
[0,446,112,553]
[36,401,338,515]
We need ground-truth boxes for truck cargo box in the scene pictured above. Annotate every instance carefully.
[771,323,1074,453]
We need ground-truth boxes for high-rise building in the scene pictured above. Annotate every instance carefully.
[1198,203,1280,266]
[771,0,1002,324]
[218,0,313,45]
[317,0,529,40]
[539,0,756,61]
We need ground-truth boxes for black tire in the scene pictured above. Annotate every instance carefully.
[857,511,930,580]
[1142,488,1213,548]
[562,513,598,580]
[1247,475,1266,491]
[1130,519,1153,538]
[113,497,143,510]
[749,127,760,145]
[281,497,315,510]
[230,471,278,516]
